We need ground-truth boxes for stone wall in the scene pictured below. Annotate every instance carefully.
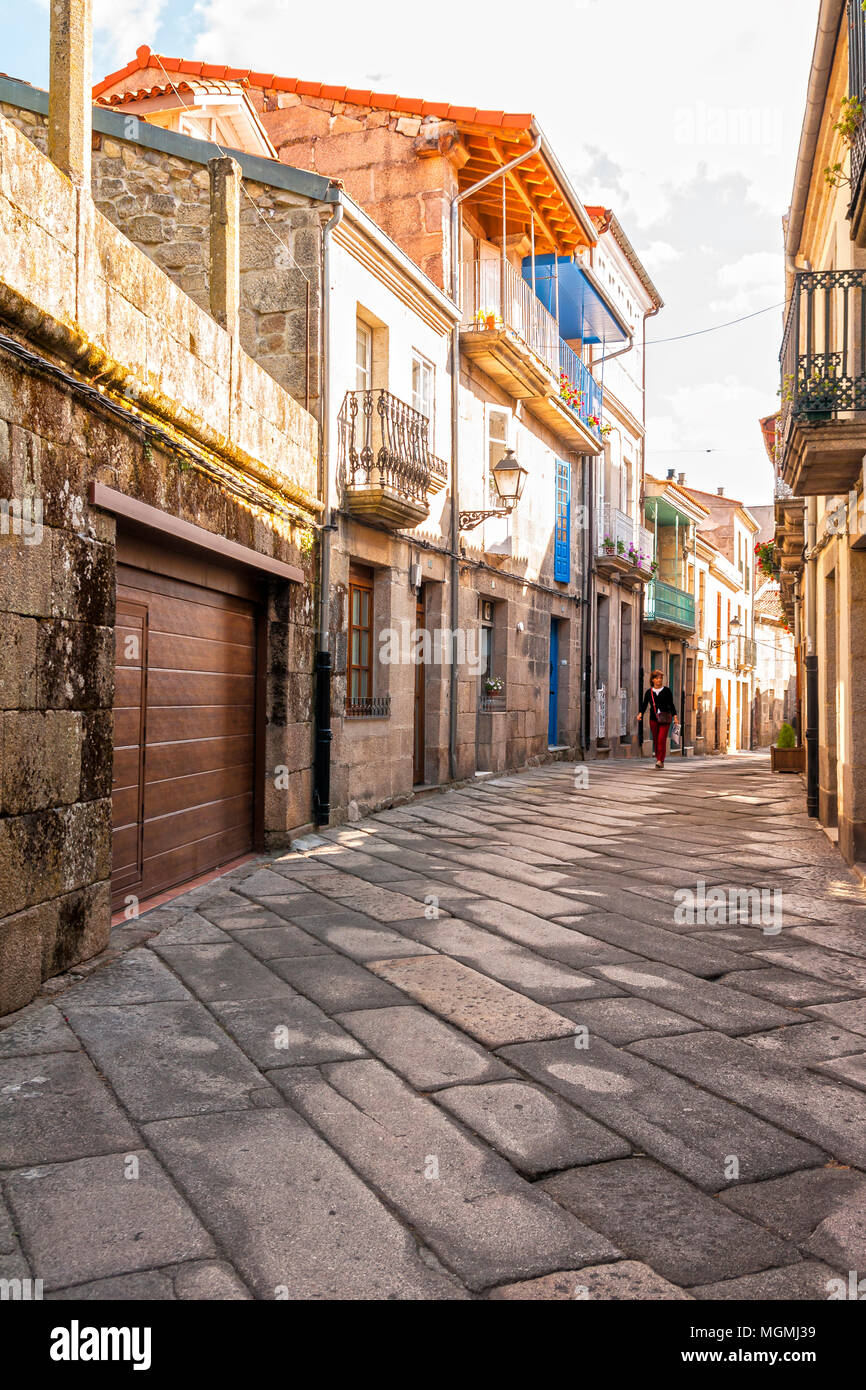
[1,101,325,419]
[0,111,321,1013]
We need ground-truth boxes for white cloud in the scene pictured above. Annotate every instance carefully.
[93,0,168,66]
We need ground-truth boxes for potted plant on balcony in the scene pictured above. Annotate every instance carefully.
[616,538,626,556]
[602,535,616,555]
[559,373,583,412]
[483,675,504,695]
[770,721,806,773]
[475,307,503,331]
[755,537,780,581]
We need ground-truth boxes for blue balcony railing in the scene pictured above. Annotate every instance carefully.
[559,342,603,439]
[645,580,696,631]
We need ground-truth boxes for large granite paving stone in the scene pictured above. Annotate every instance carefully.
[498,1034,824,1191]
[813,1052,866,1092]
[268,954,407,1013]
[539,1157,798,1285]
[718,967,857,1007]
[556,912,751,977]
[64,1001,277,1121]
[5,1150,215,1290]
[589,961,799,1033]
[210,996,367,1070]
[321,885,447,923]
[49,948,190,1007]
[717,1167,866,1273]
[755,945,866,993]
[147,943,295,1002]
[335,1006,511,1090]
[148,912,231,946]
[553,996,702,1046]
[224,925,331,961]
[434,1078,630,1175]
[0,1052,139,1167]
[46,1260,252,1300]
[488,1261,691,1300]
[196,894,292,931]
[369,955,583,1048]
[453,902,633,967]
[272,1059,619,1291]
[689,1262,842,1301]
[632,1031,866,1170]
[397,917,627,1002]
[236,868,314,898]
[0,1004,80,1057]
[742,1021,866,1065]
[808,999,866,1036]
[143,1106,468,1299]
[276,912,436,962]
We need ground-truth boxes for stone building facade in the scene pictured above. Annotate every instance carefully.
[0,89,320,1014]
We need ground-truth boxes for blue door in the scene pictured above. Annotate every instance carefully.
[548,619,560,745]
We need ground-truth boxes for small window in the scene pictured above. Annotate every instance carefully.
[412,353,434,420]
[356,320,372,392]
[347,566,374,712]
[487,409,509,507]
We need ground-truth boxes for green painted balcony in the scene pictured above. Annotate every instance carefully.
[645,580,696,634]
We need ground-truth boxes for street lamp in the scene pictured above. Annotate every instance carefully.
[459,448,528,531]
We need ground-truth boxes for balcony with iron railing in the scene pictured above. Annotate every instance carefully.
[461,259,604,452]
[338,389,447,530]
[597,504,655,586]
[778,268,866,494]
[644,579,696,633]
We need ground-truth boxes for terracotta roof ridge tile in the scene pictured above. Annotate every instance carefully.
[93,46,537,126]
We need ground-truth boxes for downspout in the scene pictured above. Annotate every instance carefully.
[804,496,819,817]
[313,194,344,825]
[448,135,542,782]
[638,304,660,750]
[582,449,594,755]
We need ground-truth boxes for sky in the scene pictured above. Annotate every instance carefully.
[2,0,820,507]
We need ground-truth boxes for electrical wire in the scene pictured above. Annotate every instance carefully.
[646,301,785,346]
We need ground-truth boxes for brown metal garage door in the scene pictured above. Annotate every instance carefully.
[112,561,259,908]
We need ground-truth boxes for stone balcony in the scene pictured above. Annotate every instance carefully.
[339,389,446,530]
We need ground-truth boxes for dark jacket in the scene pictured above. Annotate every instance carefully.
[639,685,677,718]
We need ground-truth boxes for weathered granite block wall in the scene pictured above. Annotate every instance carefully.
[0,360,115,1013]
[0,101,325,419]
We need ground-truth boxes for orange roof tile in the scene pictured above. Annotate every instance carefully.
[93,44,538,129]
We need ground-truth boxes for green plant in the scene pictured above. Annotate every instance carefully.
[825,95,863,187]
[776,722,796,750]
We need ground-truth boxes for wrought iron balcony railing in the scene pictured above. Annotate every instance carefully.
[645,579,696,631]
[346,694,391,719]
[340,389,434,508]
[779,269,866,459]
[598,505,655,571]
[850,0,866,211]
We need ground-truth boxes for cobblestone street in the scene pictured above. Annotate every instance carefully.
[3,753,866,1301]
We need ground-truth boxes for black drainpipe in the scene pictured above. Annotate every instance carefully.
[313,195,344,825]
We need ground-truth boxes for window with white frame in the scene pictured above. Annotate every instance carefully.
[356,319,372,392]
[487,409,509,507]
[412,352,434,422]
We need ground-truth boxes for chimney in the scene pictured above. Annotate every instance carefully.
[666,468,676,480]
[717,487,725,496]
[48,0,93,188]
[677,472,686,486]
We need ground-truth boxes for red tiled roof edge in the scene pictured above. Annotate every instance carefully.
[93,44,535,128]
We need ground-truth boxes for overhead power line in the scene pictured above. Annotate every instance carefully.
[647,301,785,346]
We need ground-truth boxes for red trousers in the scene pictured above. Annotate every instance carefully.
[650,717,669,764]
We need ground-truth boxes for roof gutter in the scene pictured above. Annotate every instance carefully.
[785,0,846,276]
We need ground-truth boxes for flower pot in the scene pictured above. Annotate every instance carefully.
[485,315,497,330]
[771,744,805,773]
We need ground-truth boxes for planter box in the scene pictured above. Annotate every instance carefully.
[771,744,805,773]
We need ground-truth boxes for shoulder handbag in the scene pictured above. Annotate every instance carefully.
[650,690,673,726]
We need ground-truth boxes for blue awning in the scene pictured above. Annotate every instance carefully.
[522,255,629,344]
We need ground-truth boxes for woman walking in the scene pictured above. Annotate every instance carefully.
[638,669,680,769]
